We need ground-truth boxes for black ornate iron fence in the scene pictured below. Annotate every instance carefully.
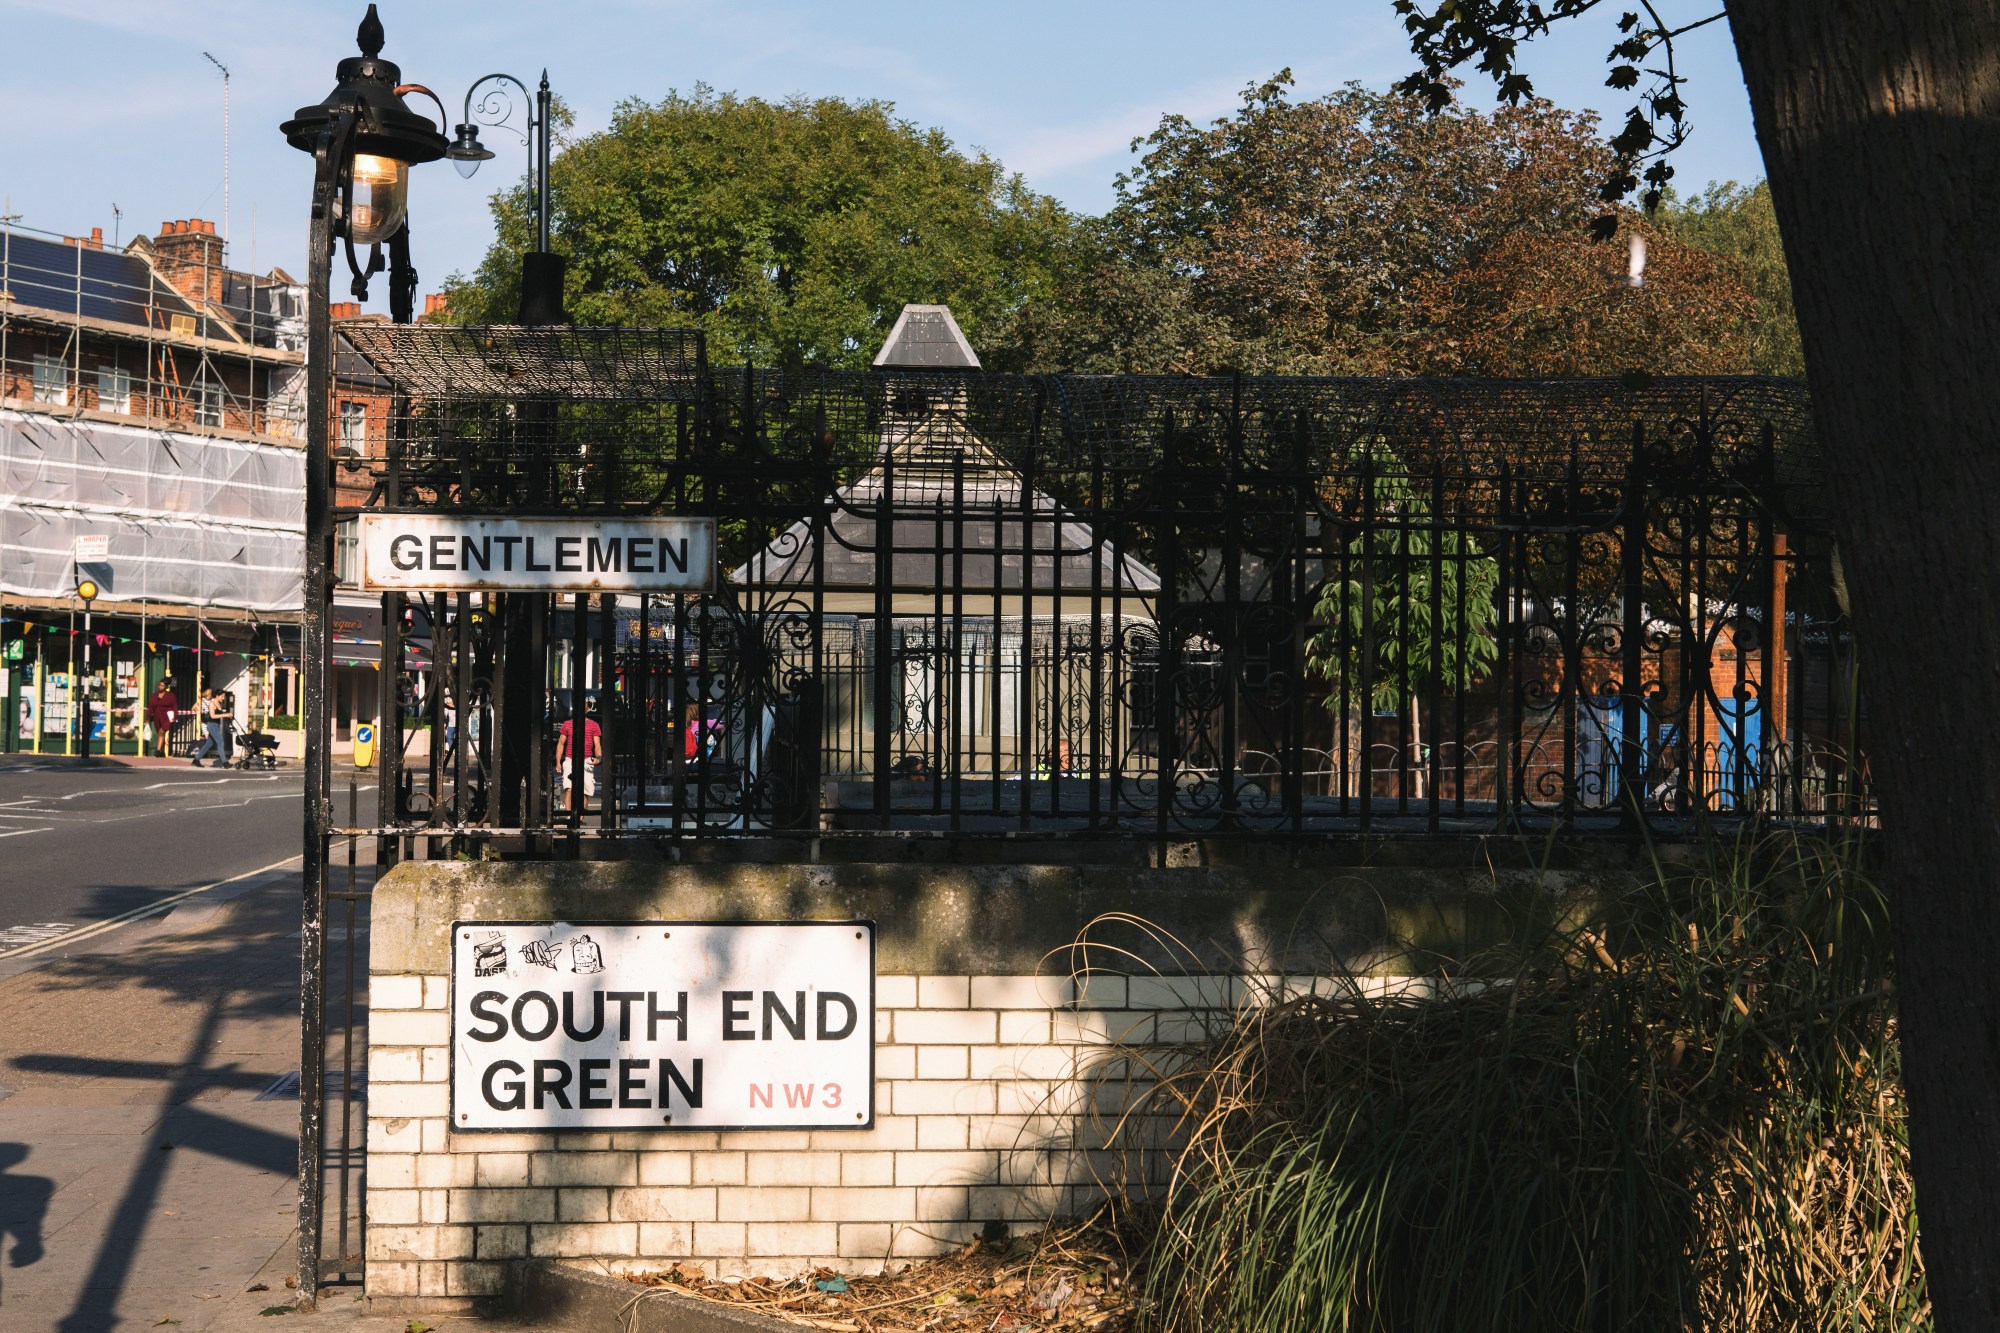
[332,325,1870,847]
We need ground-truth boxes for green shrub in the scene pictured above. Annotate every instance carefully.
[264,714,300,730]
[1118,830,1922,1332]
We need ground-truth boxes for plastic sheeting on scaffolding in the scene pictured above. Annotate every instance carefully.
[0,408,303,612]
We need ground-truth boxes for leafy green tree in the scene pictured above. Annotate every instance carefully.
[1307,461,1500,789]
[1660,180,1804,376]
[445,88,1075,368]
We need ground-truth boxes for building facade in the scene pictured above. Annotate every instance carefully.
[0,217,309,754]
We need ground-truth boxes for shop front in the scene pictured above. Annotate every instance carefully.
[0,609,290,757]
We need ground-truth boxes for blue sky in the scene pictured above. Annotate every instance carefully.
[0,1,1765,311]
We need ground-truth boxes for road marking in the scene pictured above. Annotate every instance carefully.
[0,922,75,948]
[0,853,305,960]
[53,776,287,801]
[0,826,54,839]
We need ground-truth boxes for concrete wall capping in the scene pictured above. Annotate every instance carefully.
[370,856,1623,978]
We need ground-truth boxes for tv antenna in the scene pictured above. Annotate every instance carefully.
[111,203,122,248]
[203,52,231,243]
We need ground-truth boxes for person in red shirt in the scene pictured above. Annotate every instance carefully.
[145,682,180,758]
[555,696,603,811]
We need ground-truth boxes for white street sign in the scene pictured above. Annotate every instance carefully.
[451,921,875,1131]
[357,515,716,593]
[74,536,109,560]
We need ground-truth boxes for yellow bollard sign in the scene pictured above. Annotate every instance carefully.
[353,722,376,769]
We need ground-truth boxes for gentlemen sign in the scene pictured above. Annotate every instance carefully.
[357,515,716,593]
[450,921,875,1130]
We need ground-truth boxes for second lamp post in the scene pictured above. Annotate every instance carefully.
[447,70,565,324]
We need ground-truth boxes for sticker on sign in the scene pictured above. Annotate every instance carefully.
[451,920,874,1130]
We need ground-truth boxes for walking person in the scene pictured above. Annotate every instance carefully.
[146,681,180,758]
[554,695,603,813]
[190,689,227,767]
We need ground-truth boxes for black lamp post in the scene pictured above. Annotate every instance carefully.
[278,4,445,1305]
[445,71,566,324]
[445,72,568,827]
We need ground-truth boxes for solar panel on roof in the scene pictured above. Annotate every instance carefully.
[0,230,201,329]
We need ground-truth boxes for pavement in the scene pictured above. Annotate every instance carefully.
[0,792,563,1332]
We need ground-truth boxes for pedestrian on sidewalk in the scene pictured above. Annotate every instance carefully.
[555,695,603,812]
[190,689,228,767]
[145,681,180,758]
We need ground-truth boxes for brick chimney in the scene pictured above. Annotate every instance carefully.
[151,218,225,305]
[62,228,106,251]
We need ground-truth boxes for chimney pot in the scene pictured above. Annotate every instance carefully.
[90,227,103,248]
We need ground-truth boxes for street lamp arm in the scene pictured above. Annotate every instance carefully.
[452,70,556,260]
[462,72,538,142]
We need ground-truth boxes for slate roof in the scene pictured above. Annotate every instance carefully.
[873,304,980,369]
[733,390,1159,595]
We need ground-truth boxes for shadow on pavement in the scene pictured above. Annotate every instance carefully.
[0,871,339,1329]
[0,1143,53,1300]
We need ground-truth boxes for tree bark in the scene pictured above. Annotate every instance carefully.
[1728,2,2000,1323]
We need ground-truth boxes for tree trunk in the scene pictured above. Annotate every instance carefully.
[1728,2,2000,1322]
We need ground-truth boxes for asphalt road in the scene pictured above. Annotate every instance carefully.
[0,762,330,951]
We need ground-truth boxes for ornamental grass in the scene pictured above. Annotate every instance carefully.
[1108,829,1922,1332]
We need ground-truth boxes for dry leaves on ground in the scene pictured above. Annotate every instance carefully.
[619,1224,1138,1331]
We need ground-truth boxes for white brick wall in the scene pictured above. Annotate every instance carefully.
[366,968,1384,1289]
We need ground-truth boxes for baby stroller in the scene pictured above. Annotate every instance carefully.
[234,730,282,770]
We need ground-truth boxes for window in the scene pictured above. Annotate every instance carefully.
[337,401,367,456]
[96,367,132,416]
[194,373,223,427]
[334,519,359,586]
[32,355,68,406]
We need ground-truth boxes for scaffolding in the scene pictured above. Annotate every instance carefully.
[0,218,307,444]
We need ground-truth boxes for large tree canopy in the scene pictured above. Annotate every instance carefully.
[444,88,1073,369]
[1004,77,1755,377]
